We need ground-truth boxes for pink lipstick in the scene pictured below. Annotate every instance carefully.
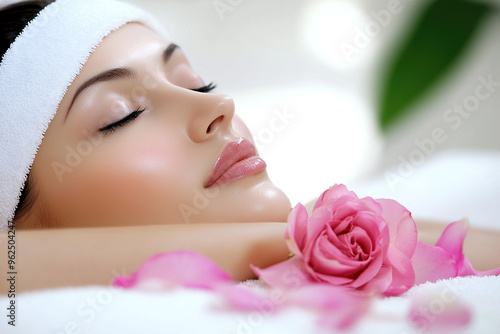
[205,138,266,188]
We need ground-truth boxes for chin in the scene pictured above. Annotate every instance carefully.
[190,176,291,224]
[246,181,291,222]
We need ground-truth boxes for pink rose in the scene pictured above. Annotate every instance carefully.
[252,184,418,296]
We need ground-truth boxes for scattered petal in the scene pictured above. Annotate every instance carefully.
[435,219,469,272]
[112,250,232,290]
[408,289,471,331]
[250,256,315,289]
[217,284,273,312]
[436,219,500,277]
[412,241,457,284]
[289,284,371,330]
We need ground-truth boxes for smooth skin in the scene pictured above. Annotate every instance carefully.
[23,23,291,229]
[0,223,291,292]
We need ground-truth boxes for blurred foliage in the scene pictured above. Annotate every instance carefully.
[378,0,492,131]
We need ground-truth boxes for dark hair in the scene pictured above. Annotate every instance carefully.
[1,1,54,225]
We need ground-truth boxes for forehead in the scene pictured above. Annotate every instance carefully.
[72,23,170,85]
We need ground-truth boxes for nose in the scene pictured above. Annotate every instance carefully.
[185,92,235,143]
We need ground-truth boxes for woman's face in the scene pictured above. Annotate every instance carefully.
[28,23,291,227]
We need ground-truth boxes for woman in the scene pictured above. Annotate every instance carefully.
[0,0,498,294]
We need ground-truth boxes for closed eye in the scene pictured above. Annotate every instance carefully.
[98,82,215,134]
[191,82,216,93]
[99,107,146,134]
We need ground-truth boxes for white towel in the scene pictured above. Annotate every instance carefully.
[1,276,498,333]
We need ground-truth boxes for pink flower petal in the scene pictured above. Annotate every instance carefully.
[112,250,232,290]
[289,284,370,330]
[217,284,273,312]
[435,219,468,271]
[285,203,309,255]
[383,248,415,296]
[378,198,417,259]
[360,265,392,295]
[221,281,370,331]
[355,196,384,216]
[351,251,384,289]
[250,256,315,289]
[308,233,367,276]
[462,258,500,277]
[408,290,471,331]
[412,241,458,284]
[312,272,354,285]
[312,186,330,209]
[313,184,356,210]
[437,219,500,277]
[306,206,336,247]
[350,210,385,237]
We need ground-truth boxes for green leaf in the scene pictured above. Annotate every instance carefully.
[378,0,492,131]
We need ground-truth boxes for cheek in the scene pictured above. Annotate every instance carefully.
[48,134,198,226]
[232,114,255,143]
[109,143,186,194]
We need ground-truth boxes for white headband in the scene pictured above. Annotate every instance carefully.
[0,0,169,230]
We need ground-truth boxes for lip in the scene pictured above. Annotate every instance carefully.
[204,138,266,188]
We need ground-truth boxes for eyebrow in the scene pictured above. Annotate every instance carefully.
[65,43,179,122]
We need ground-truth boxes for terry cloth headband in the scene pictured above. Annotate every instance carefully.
[0,0,169,231]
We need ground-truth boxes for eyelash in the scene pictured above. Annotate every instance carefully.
[99,107,146,134]
[191,82,216,93]
[98,82,216,134]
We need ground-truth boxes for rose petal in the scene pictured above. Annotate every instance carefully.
[342,226,372,260]
[313,272,355,285]
[250,256,315,289]
[356,196,384,216]
[435,219,468,270]
[309,252,362,278]
[310,232,365,270]
[351,248,384,288]
[307,238,367,282]
[288,284,370,330]
[378,198,417,259]
[383,247,415,296]
[408,289,471,331]
[351,210,389,254]
[359,265,392,295]
[285,203,309,255]
[331,198,382,225]
[312,186,330,209]
[112,250,232,290]
[324,223,345,251]
[217,284,273,312]
[313,184,357,210]
[306,206,336,247]
[437,219,500,277]
[412,241,458,284]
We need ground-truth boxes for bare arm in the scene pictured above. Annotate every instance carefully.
[0,223,289,294]
[2,219,499,295]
